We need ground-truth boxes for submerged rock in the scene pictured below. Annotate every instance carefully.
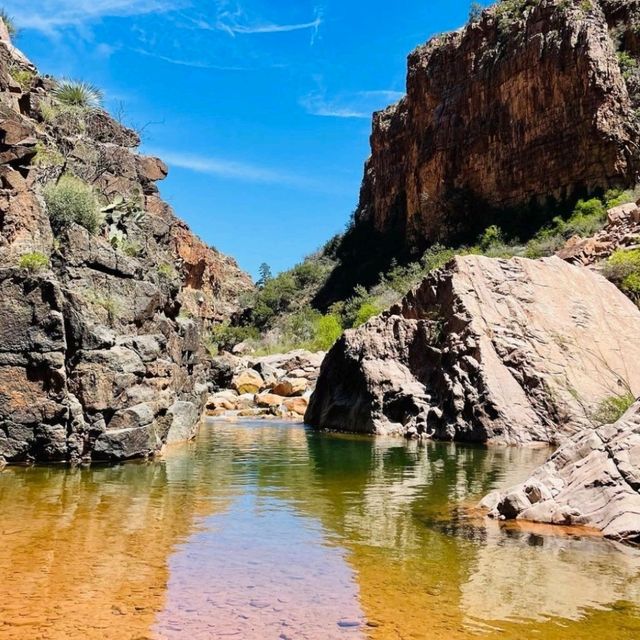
[485,401,640,543]
[306,255,640,444]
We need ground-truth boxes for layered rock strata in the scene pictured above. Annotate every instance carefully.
[0,30,252,463]
[306,255,640,444]
[482,401,640,543]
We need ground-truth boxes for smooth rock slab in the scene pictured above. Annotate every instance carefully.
[485,401,640,543]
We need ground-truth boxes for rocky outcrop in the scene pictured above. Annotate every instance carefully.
[482,401,640,543]
[207,350,323,420]
[558,199,640,266]
[0,31,252,463]
[306,255,640,444]
[316,0,640,305]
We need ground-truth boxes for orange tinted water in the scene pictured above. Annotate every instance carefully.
[1,420,639,640]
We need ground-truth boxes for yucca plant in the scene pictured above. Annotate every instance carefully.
[0,9,17,37]
[52,79,103,109]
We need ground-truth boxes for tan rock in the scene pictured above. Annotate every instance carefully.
[272,377,308,397]
[254,393,285,408]
[283,396,308,416]
[232,369,264,395]
[307,255,640,444]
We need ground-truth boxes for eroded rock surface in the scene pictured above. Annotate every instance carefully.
[317,0,640,304]
[0,31,252,463]
[483,401,640,543]
[306,255,640,444]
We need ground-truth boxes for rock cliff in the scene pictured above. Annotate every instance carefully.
[0,31,253,463]
[306,255,640,444]
[317,0,640,304]
[482,401,640,543]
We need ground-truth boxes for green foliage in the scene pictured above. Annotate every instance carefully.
[591,393,635,426]
[523,197,608,258]
[52,80,103,109]
[18,251,49,273]
[43,174,102,234]
[10,67,34,90]
[31,141,64,168]
[157,262,177,281]
[39,99,87,135]
[468,1,483,22]
[257,262,272,287]
[312,314,343,350]
[111,237,142,257]
[0,9,17,37]
[87,291,121,325]
[602,248,640,298]
[353,302,381,327]
[618,51,638,80]
[205,322,260,356]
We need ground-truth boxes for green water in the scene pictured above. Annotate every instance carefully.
[1,419,639,640]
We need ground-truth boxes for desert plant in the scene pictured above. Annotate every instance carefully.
[52,80,103,109]
[0,9,17,37]
[602,248,640,298]
[31,141,64,168]
[43,174,102,234]
[591,392,635,426]
[10,67,34,90]
[18,251,49,273]
[157,262,177,281]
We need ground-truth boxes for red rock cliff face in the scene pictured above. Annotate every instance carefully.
[356,0,639,251]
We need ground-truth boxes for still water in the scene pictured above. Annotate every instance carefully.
[1,419,640,640]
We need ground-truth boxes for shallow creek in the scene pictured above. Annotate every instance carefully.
[1,419,640,639]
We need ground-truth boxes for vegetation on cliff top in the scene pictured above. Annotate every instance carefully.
[210,187,639,356]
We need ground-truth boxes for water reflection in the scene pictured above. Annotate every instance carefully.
[1,419,639,640]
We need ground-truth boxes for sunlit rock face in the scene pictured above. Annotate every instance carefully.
[312,0,640,305]
[357,0,638,252]
[307,256,640,444]
[485,401,640,543]
[0,31,252,463]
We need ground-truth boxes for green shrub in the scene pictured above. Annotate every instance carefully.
[52,80,103,109]
[10,67,34,90]
[157,262,177,281]
[43,174,102,234]
[591,392,635,426]
[618,51,638,81]
[0,9,17,37]
[205,322,260,356]
[602,248,640,297]
[18,251,49,273]
[312,314,343,351]
[31,141,64,168]
[354,302,381,327]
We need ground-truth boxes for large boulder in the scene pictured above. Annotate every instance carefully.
[483,401,640,543]
[306,256,640,444]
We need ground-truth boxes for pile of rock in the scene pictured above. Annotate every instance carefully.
[558,201,640,266]
[207,350,324,420]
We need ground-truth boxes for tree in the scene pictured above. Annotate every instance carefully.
[257,262,272,288]
[469,1,483,22]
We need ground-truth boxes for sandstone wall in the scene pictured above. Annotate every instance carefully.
[355,0,639,252]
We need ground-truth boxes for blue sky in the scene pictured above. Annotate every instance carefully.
[6,0,484,279]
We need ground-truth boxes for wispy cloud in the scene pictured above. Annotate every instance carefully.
[131,47,248,71]
[151,149,315,189]
[193,3,323,44]
[300,89,404,120]
[3,0,185,34]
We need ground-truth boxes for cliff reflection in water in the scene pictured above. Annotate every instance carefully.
[1,420,640,640]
